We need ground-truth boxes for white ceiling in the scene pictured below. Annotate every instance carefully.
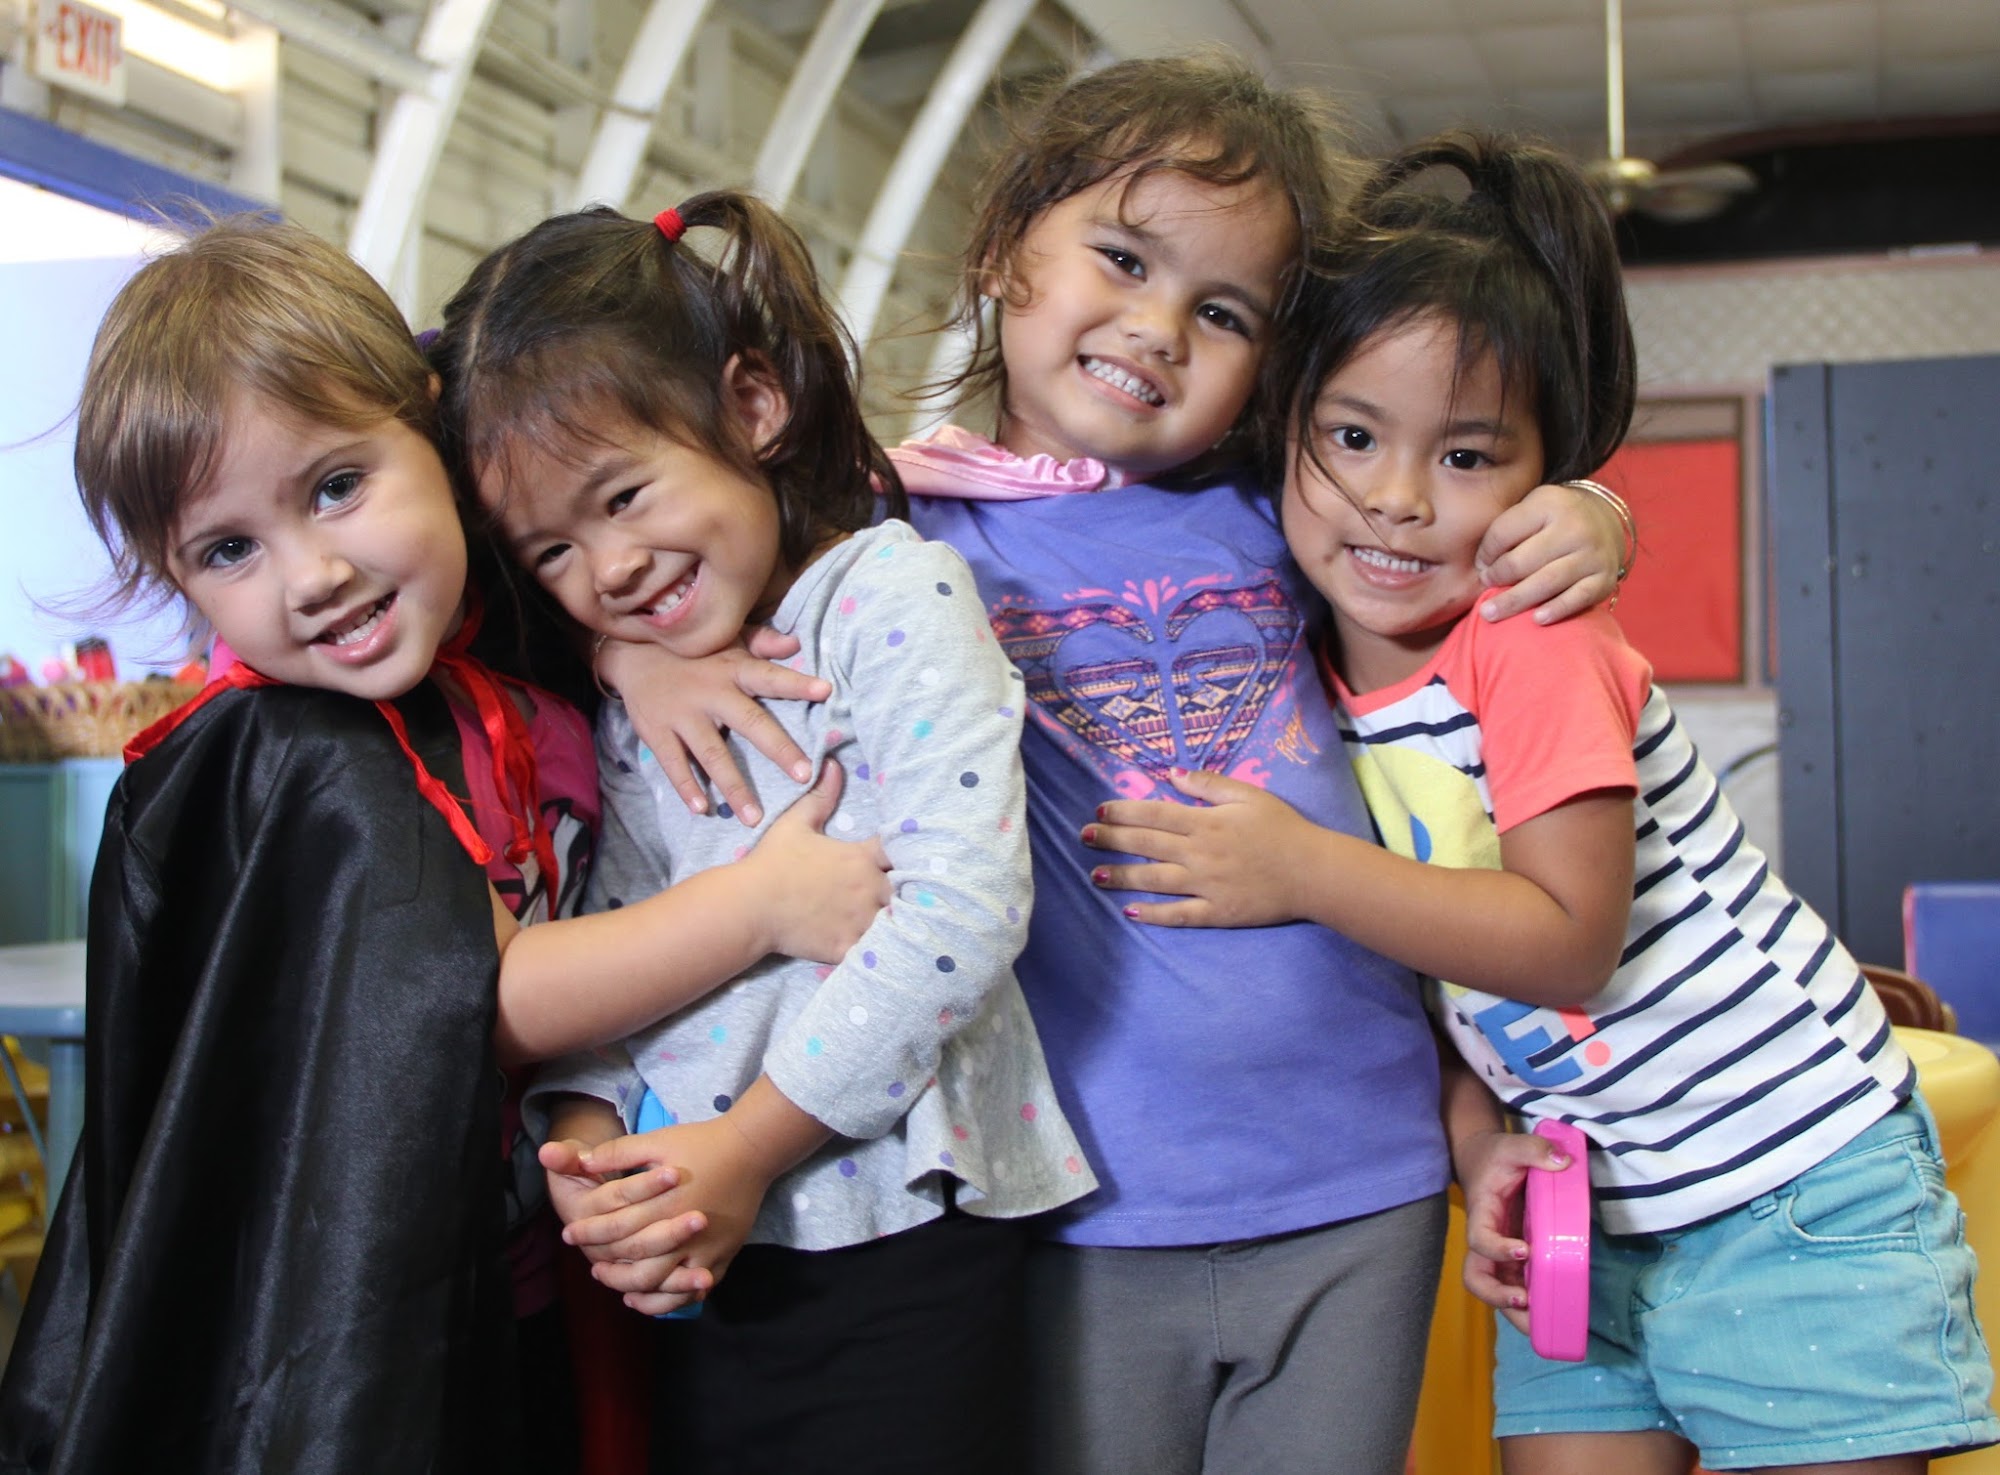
[1062,0,2000,166]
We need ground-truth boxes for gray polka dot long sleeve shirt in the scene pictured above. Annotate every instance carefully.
[526,520,1097,1250]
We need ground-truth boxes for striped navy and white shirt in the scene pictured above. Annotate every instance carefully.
[1330,606,1913,1234]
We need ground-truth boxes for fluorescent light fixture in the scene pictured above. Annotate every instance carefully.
[89,0,235,88]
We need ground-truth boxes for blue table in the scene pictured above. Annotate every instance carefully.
[0,940,85,1202]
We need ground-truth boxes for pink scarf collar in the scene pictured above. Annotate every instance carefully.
[888,424,1125,500]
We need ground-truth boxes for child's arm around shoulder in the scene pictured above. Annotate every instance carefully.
[492,711,890,1065]
[1088,608,1641,1006]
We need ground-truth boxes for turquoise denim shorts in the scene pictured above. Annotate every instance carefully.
[1493,1096,2000,1469]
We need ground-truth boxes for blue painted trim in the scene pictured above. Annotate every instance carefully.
[0,105,269,223]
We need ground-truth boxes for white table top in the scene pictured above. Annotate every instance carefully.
[0,940,86,1037]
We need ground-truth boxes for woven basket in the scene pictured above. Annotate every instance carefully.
[0,681,203,762]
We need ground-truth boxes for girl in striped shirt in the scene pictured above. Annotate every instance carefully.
[1087,130,1994,1475]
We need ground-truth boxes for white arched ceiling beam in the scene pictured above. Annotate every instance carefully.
[230,16,282,203]
[348,0,502,298]
[838,0,1033,348]
[569,0,722,210]
[229,0,434,93]
[750,0,886,209]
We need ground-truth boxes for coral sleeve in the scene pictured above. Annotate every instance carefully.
[1448,602,1652,833]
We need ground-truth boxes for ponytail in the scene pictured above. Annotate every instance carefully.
[436,190,902,568]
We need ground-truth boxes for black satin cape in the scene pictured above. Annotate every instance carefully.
[0,682,517,1473]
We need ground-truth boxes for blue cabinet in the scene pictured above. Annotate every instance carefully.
[1769,353,2000,968]
[0,759,120,943]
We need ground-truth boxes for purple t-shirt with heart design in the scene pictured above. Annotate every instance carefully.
[895,430,1448,1247]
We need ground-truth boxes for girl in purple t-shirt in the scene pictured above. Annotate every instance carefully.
[603,53,1631,1475]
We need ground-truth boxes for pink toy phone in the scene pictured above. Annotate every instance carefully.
[1522,1118,1590,1361]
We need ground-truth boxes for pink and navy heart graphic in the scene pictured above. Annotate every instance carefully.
[991,579,1299,779]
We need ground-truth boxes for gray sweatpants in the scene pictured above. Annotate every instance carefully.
[1026,1193,1449,1475]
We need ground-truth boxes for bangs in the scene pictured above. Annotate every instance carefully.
[464,342,715,511]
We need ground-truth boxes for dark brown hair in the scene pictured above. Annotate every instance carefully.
[938,50,1352,473]
[1277,130,1637,490]
[75,216,436,606]
[433,191,903,568]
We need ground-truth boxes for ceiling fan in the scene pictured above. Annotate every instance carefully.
[1587,0,1758,223]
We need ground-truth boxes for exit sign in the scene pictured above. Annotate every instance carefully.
[33,0,126,107]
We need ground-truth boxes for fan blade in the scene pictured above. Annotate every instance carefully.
[1633,161,1758,223]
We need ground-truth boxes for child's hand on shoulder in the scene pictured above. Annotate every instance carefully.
[739,759,892,963]
[1475,481,1631,626]
[1082,767,1321,928]
[600,628,832,826]
[1454,1125,1572,1335]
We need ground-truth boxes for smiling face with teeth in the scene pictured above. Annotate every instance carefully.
[167,391,467,701]
[1282,312,1547,693]
[990,163,1296,485]
[486,364,797,662]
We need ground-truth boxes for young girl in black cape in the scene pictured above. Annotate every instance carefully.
[0,217,890,1475]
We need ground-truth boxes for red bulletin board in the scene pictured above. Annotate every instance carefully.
[1596,437,1743,683]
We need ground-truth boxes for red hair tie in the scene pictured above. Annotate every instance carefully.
[654,207,686,244]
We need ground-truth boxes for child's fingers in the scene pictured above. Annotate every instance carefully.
[563,1192,691,1249]
[1088,859,1193,896]
[1080,821,1184,863]
[1164,766,1250,804]
[538,1138,591,1177]
[1091,798,1199,833]
[733,660,831,706]
[585,1163,682,1209]
[1479,560,1601,625]
[1463,1252,1529,1315]
[595,1210,709,1263]
[658,1261,714,1297]
[742,626,802,659]
[741,625,808,665]
[611,1264,715,1313]
[1526,573,1616,626]
[1463,1217,1530,1267]
[649,739,712,819]
[1113,898,1210,928]
[721,692,816,787]
[591,1253,685,1294]
[624,1287,701,1316]
[564,1170,682,1228]
[579,1132,675,1177]
[1474,487,1567,574]
[1475,551,1569,615]
[775,757,843,832]
[678,720,765,826]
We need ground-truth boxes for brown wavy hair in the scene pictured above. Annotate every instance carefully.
[75,215,435,609]
[934,50,1354,478]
